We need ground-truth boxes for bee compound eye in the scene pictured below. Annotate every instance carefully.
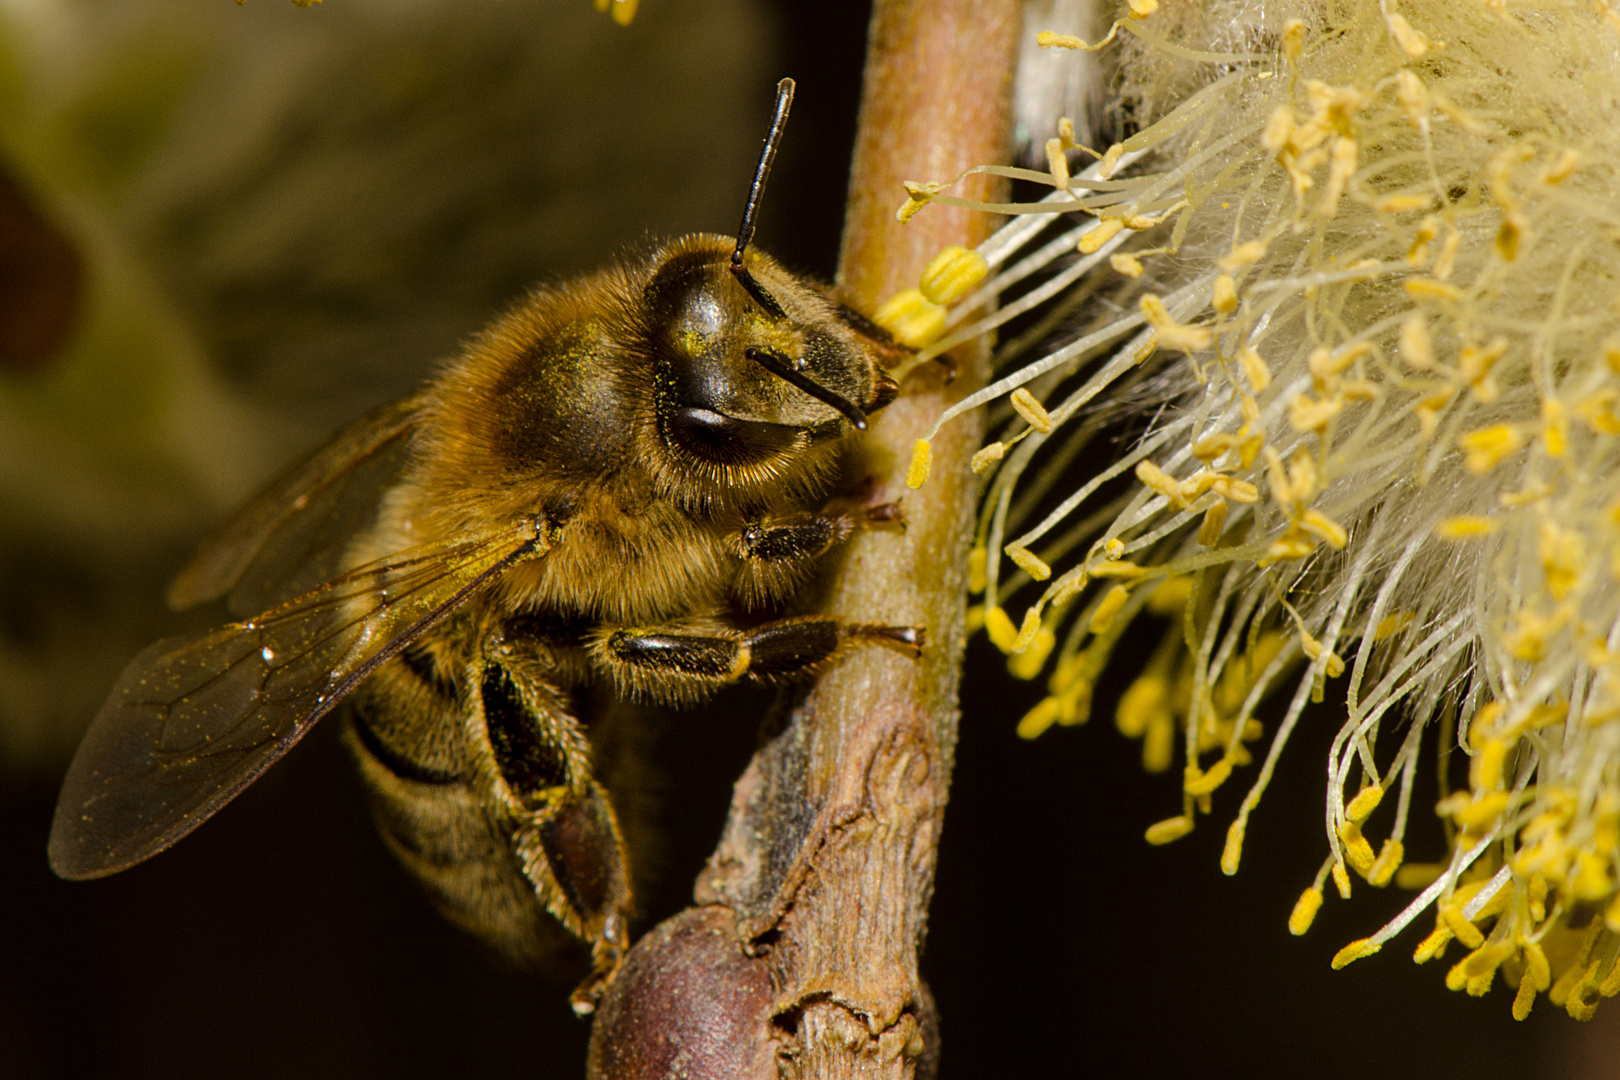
[666,406,800,466]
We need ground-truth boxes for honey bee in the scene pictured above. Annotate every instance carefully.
[48,78,921,1014]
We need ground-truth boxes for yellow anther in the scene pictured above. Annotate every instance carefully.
[905,439,933,489]
[1044,138,1070,193]
[1496,213,1526,262]
[1089,584,1130,634]
[1185,756,1234,797]
[1346,785,1385,822]
[1101,142,1125,178]
[1542,148,1580,184]
[1262,527,1317,566]
[1147,576,1191,615]
[1007,545,1052,582]
[1464,942,1514,979]
[896,181,944,224]
[1079,218,1125,254]
[1281,18,1305,62]
[1434,226,1462,279]
[1526,941,1552,991]
[1211,275,1238,314]
[967,547,987,593]
[1017,697,1061,740]
[1144,815,1193,846]
[1222,819,1246,875]
[1237,345,1272,392]
[1178,472,1216,501]
[1143,714,1175,773]
[1407,214,1439,265]
[1374,612,1414,641]
[1210,476,1259,504]
[965,604,985,635]
[1192,434,1233,461]
[1441,906,1487,951]
[1475,738,1509,791]
[1371,193,1432,214]
[1139,294,1213,352]
[1263,106,1296,153]
[1453,790,1511,830]
[917,245,990,306]
[985,606,1019,653]
[1606,893,1620,933]
[1103,538,1125,559]
[1126,0,1157,16]
[1301,509,1348,549]
[1321,137,1357,218]
[1368,839,1404,887]
[1289,886,1324,935]
[971,442,1007,474]
[1399,313,1433,368]
[1011,607,1043,653]
[1110,252,1144,278]
[874,289,947,347]
[1338,821,1376,875]
[1035,29,1084,49]
[1436,516,1501,540]
[1091,560,1144,580]
[1198,500,1229,547]
[1513,970,1539,1021]
[1445,958,1471,992]
[1458,424,1524,475]
[1300,631,1346,677]
[1116,673,1168,738]
[1331,938,1382,970]
[1010,387,1055,433]
[1395,70,1429,129]
[1288,394,1343,432]
[1406,278,1464,303]
[1134,459,1184,506]
[1332,861,1352,899]
[1539,519,1585,600]
[1383,11,1429,55]
[1009,626,1056,680]
[1414,926,1452,964]
[1219,243,1271,277]
[1575,389,1620,434]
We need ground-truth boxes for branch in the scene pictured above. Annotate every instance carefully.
[588,3,1019,1076]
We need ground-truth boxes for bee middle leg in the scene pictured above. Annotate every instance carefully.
[598,616,923,702]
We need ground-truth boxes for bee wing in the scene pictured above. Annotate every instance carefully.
[166,394,426,613]
[50,518,549,880]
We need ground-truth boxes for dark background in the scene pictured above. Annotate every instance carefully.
[1,1,1613,1076]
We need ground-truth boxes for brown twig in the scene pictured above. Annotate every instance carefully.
[587,3,1019,1076]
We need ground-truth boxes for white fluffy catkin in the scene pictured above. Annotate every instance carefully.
[889,0,1620,1021]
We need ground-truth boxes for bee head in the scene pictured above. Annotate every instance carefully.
[640,237,898,479]
[635,78,901,493]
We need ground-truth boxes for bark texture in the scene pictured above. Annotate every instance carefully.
[589,2,1019,1075]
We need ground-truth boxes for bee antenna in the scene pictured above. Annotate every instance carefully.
[745,346,869,431]
[730,77,794,321]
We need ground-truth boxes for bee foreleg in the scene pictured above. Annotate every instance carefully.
[599,616,923,701]
[732,502,904,607]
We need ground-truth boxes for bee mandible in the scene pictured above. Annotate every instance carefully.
[48,78,922,1014]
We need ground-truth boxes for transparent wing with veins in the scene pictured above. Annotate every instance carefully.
[49,517,551,880]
